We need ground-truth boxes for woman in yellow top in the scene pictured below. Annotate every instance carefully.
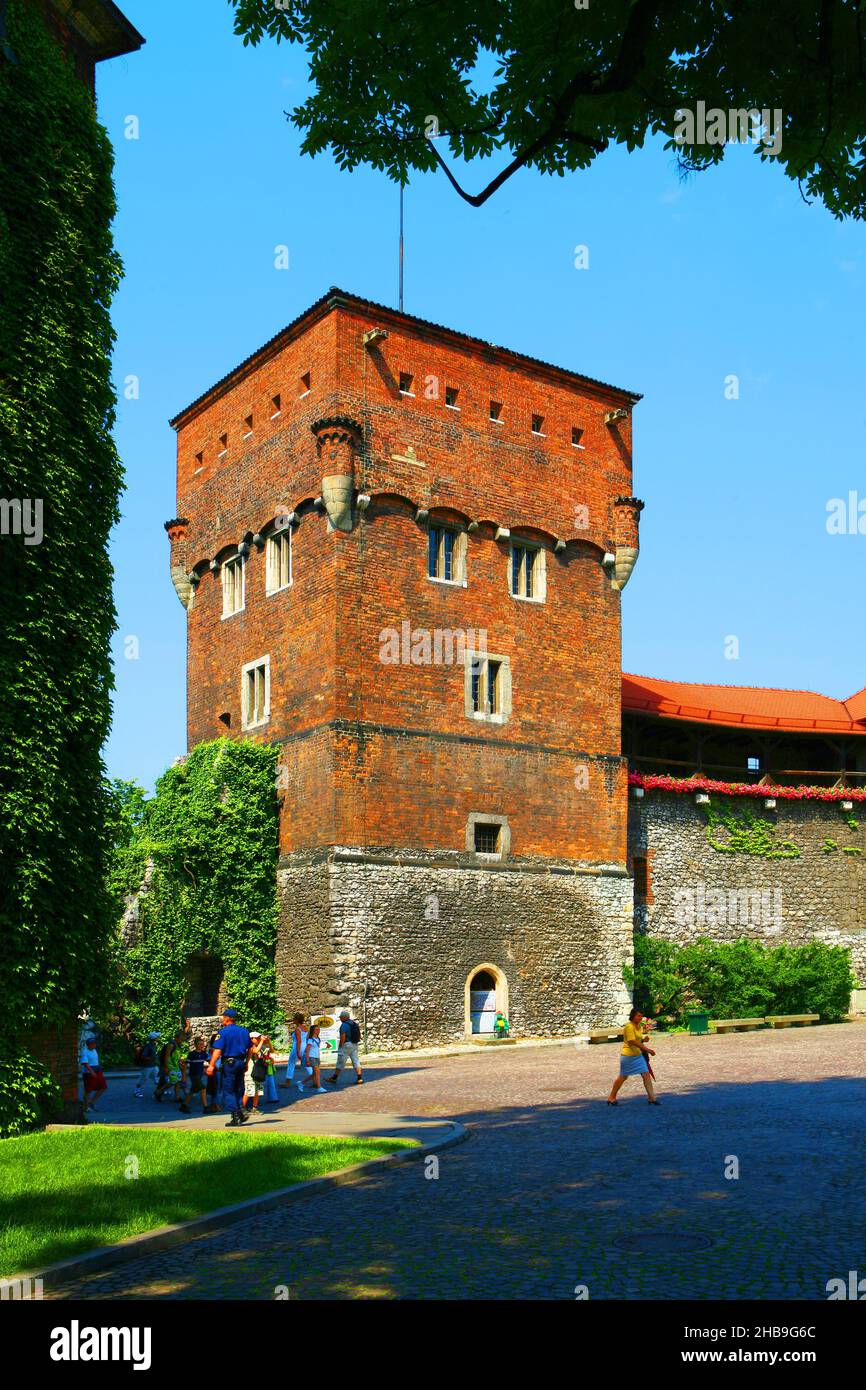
[607,1007,660,1105]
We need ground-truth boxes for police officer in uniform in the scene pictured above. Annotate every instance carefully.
[206,1007,252,1127]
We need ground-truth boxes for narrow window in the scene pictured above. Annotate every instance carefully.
[299,372,310,396]
[266,527,292,594]
[218,433,228,457]
[222,554,245,617]
[428,524,457,582]
[469,655,508,720]
[511,542,544,600]
[194,450,203,471]
[445,386,459,409]
[243,414,253,438]
[474,822,501,855]
[490,400,503,422]
[271,393,281,418]
[487,659,502,715]
[242,656,270,729]
[531,414,545,436]
[571,426,584,447]
[399,372,414,396]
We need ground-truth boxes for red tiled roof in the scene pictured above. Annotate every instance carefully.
[622,674,866,735]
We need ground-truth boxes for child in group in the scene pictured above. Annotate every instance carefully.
[181,1035,209,1114]
[244,1032,267,1115]
[133,1032,159,1098]
[298,1023,327,1095]
[260,1034,279,1105]
[164,1032,185,1103]
[205,1031,221,1113]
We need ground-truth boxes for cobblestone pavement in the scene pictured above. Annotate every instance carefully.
[51,1024,866,1300]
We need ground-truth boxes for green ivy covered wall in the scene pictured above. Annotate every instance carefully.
[0,1,123,1135]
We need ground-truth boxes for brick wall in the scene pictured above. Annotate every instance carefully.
[29,1021,81,1119]
[171,292,639,868]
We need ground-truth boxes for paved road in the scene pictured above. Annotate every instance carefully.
[51,1024,866,1300]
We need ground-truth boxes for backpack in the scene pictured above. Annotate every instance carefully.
[251,1058,268,1082]
[348,1020,361,1045]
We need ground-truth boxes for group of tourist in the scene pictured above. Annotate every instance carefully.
[127,1007,364,1127]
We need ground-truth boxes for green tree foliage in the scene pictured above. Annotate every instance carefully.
[231,0,866,219]
[0,1,123,1135]
[631,935,856,1024]
[113,740,281,1043]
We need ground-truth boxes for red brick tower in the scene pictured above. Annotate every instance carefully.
[168,289,644,1046]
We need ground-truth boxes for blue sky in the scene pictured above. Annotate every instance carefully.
[99,1,865,792]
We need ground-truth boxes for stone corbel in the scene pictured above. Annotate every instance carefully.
[311,416,363,532]
[610,497,645,591]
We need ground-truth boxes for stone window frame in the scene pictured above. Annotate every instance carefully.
[241,654,270,730]
[465,812,511,861]
[508,537,547,604]
[221,553,245,618]
[427,521,468,587]
[464,649,511,725]
[265,525,292,595]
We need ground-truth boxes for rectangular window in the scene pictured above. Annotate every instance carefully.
[445,386,459,409]
[271,393,281,418]
[266,528,292,594]
[194,450,203,471]
[222,554,245,617]
[474,822,501,855]
[399,372,414,396]
[428,524,456,582]
[572,426,584,447]
[747,755,761,773]
[469,655,507,719]
[531,414,545,436]
[218,433,228,457]
[490,400,503,422]
[243,414,253,438]
[300,371,310,396]
[242,656,270,729]
[511,542,544,600]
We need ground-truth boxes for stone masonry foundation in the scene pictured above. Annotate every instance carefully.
[276,849,633,1050]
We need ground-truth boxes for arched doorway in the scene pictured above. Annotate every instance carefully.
[183,953,225,1019]
[465,964,508,1036]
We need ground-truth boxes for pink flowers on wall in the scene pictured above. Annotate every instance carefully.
[629,772,866,803]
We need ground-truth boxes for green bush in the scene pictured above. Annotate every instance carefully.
[0,1055,61,1140]
[632,936,855,1025]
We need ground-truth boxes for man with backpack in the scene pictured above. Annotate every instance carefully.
[325,1010,363,1088]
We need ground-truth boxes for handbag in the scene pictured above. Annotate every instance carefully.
[251,1058,268,1082]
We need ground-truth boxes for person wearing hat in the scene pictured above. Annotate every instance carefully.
[206,1008,252,1126]
[134,1032,160,1099]
[80,1034,107,1114]
[243,1032,267,1116]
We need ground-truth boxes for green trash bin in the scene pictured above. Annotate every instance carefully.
[686,1009,710,1035]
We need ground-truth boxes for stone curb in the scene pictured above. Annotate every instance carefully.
[11,1118,467,1292]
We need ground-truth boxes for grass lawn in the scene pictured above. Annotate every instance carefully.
[0,1126,415,1276]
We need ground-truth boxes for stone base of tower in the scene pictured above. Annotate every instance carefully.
[276,849,633,1051]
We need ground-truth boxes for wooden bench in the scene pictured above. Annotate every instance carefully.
[589,1028,624,1044]
[764,1013,820,1028]
[710,1017,766,1033]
